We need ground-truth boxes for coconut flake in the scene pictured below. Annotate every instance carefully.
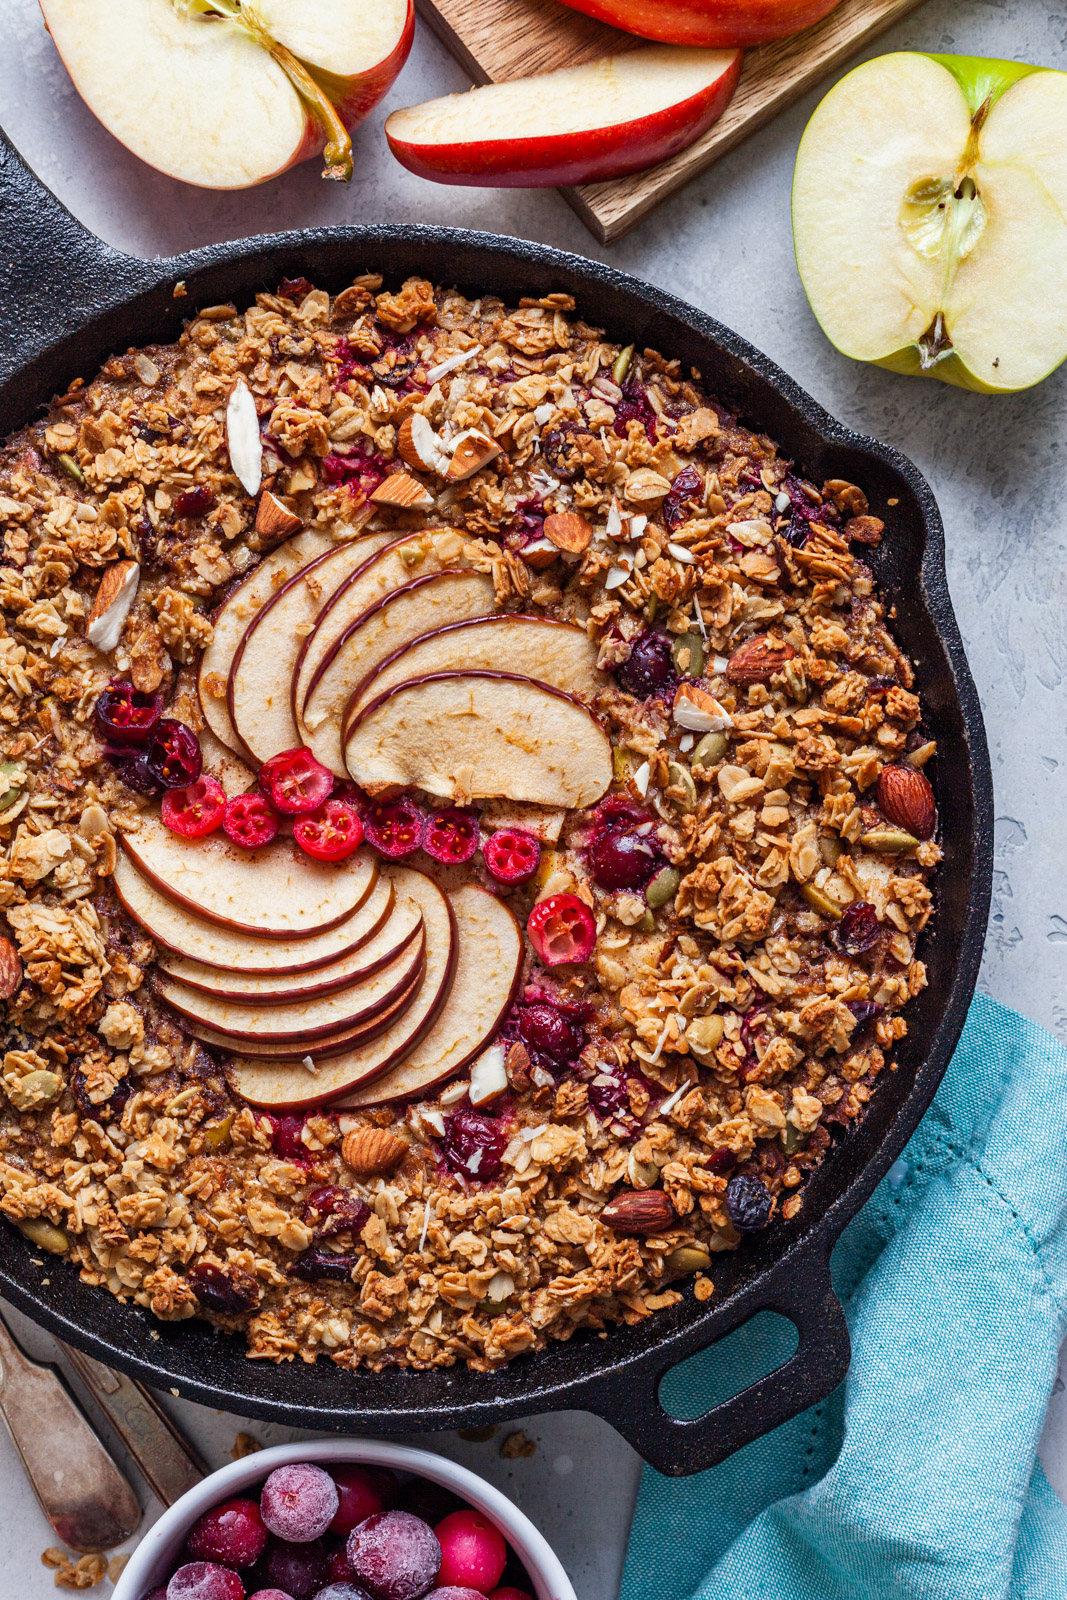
[692,596,708,640]
[679,733,694,752]
[667,542,696,564]
[425,343,482,384]
[418,1203,431,1253]
[226,379,262,496]
[658,1079,693,1116]
[300,1055,318,1076]
[486,1269,515,1303]
[534,403,554,425]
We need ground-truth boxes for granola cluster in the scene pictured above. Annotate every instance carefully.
[0,275,938,1371]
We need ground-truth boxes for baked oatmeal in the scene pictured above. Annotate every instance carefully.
[0,274,939,1372]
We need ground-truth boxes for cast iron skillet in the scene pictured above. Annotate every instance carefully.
[0,132,992,1477]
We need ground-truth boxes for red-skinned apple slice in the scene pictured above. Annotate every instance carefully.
[155,888,421,1002]
[338,884,522,1107]
[190,969,424,1060]
[345,671,613,807]
[551,0,842,47]
[113,855,392,974]
[302,569,497,775]
[229,869,457,1106]
[155,920,425,1042]
[40,0,414,190]
[198,726,256,798]
[385,46,742,189]
[291,529,473,724]
[120,813,377,938]
[228,530,394,764]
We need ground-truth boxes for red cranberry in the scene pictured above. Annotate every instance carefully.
[146,719,203,789]
[270,1115,307,1161]
[434,1510,507,1593]
[423,1591,484,1599]
[174,486,217,518]
[489,1591,534,1600]
[440,1112,507,1182]
[517,1004,583,1067]
[277,276,314,301]
[259,747,335,816]
[312,1586,373,1600]
[263,1539,329,1599]
[615,631,677,699]
[422,809,479,865]
[482,828,540,883]
[144,1590,169,1600]
[94,682,162,745]
[612,381,658,442]
[526,894,596,966]
[662,464,703,530]
[167,1564,245,1600]
[303,1187,371,1241]
[705,1147,738,1175]
[595,795,649,832]
[347,1511,441,1600]
[294,800,363,862]
[224,792,279,849]
[587,1066,630,1121]
[834,901,880,956]
[248,1592,297,1600]
[109,749,163,794]
[261,1465,339,1543]
[188,1500,268,1569]
[163,775,226,838]
[363,798,425,860]
[327,1547,355,1581]
[587,829,660,892]
[394,1484,465,1527]
[328,1466,398,1536]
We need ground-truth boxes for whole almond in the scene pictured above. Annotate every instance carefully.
[543,512,592,554]
[255,490,302,541]
[0,936,22,999]
[601,1188,677,1235]
[342,1126,408,1177]
[877,764,935,840]
[725,633,795,685]
[370,472,435,511]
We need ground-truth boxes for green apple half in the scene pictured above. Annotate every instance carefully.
[792,53,1067,392]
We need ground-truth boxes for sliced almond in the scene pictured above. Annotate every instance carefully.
[226,378,263,497]
[543,512,592,554]
[397,413,448,474]
[469,1042,508,1107]
[255,490,302,541]
[86,559,140,653]
[446,430,501,482]
[672,683,733,733]
[370,473,435,511]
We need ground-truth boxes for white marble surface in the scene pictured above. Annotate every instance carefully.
[0,0,1065,1594]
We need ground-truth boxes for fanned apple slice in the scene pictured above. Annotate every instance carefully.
[120,813,377,937]
[190,970,423,1060]
[302,569,497,775]
[338,884,522,1107]
[229,530,394,764]
[197,526,334,753]
[198,726,256,798]
[156,887,421,1002]
[156,919,425,1042]
[343,614,605,739]
[292,529,473,725]
[113,855,391,974]
[345,671,612,807]
[229,869,457,1107]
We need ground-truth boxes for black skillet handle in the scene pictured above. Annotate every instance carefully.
[574,1251,849,1477]
[0,130,156,389]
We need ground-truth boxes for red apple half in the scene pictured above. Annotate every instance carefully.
[40,0,414,190]
[385,45,742,189]
[552,0,842,48]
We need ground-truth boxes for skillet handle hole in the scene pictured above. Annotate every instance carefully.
[659,1309,798,1421]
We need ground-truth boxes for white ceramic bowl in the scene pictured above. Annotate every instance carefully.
[113,1437,577,1600]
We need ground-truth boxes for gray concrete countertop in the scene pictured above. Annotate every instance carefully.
[0,0,1064,1594]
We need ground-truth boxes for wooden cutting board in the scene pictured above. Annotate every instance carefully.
[413,0,926,242]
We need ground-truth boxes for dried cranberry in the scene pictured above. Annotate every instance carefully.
[587,1066,630,1121]
[187,1260,259,1315]
[363,798,424,860]
[662,465,703,530]
[108,749,163,794]
[94,682,162,746]
[371,352,418,390]
[725,1174,773,1232]
[302,1186,371,1241]
[270,1115,307,1161]
[587,829,660,892]
[482,828,540,883]
[174,486,217,519]
[290,1248,361,1282]
[615,631,678,699]
[440,1111,507,1182]
[705,1147,739,1175]
[540,426,585,482]
[277,276,314,301]
[224,792,279,849]
[517,1003,584,1067]
[145,719,203,789]
[259,746,334,815]
[526,894,596,966]
[321,442,388,498]
[512,495,545,536]
[422,808,479,865]
[612,381,658,442]
[834,901,880,956]
[162,775,226,838]
[846,1000,883,1035]
[70,1064,131,1124]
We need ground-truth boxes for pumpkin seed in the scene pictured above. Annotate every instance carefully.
[637,908,655,933]
[646,865,681,908]
[0,761,24,814]
[691,730,727,769]
[861,827,919,853]
[686,1015,724,1059]
[627,1149,660,1189]
[19,1217,69,1254]
[781,1118,806,1155]
[818,833,843,866]
[667,1244,712,1274]
[801,882,843,919]
[671,630,705,679]
[612,748,631,784]
[57,452,85,485]
[612,344,634,385]
[667,762,697,812]
[8,1070,63,1111]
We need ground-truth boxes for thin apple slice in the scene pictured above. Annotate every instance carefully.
[338,884,522,1107]
[120,812,377,937]
[113,854,392,974]
[228,530,394,764]
[385,45,742,189]
[345,671,612,807]
[198,726,256,798]
[197,527,334,753]
[229,869,457,1107]
[302,569,497,774]
[292,529,474,727]
[155,886,421,1002]
[189,970,424,1060]
[156,919,425,1042]
[343,614,605,740]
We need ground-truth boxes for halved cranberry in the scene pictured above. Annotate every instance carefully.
[223,792,279,849]
[94,682,162,746]
[423,808,479,865]
[259,746,334,815]
[834,900,880,956]
[616,631,678,699]
[162,775,226,838]
[526,894,596,966]
[173,486,217,519]
[482,828,541,884]
[302,1186,371,1241]
[145,719,203,789]
[294,798,363,862]
[587,829,660,892]
[662,465,703,530]
[517,1003,584,1067]
[440,1111,507,1181]
[363,797,424,859]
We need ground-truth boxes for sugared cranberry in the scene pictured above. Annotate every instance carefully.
[312,1586,373,1600]
[290,1248,362,1282]
[526,894,596,967]
[259,747,335,816]
[363,799,425,860]
[615,631,677,699]
[422,809,479,865]
[833,901,880,956]
[174,486,217,519]
[347,1511,441,1600]
[146,719,203,789]
[224,792,279,849]
[188,1499,268,1569]
[294,799,364,862]
[263,1539,330,1600]
[248,1592,297,1600]
[270,1115,307,1161]
[167,1564,245,1600]
[488,1591,534,1600]
[329,1466,398,1537]
[261,1465,339,1543]
[303,1186,371,1241]
[163,775,226,837]
[423,1591,484,1600]
[517,1004,584,1067]
[482,829,540,883]
[725,1174,773,1232]
[186,1261,259,1316]
[94,682,162,746]
[662,465,703,530]
[434,1511,507,1594]
[587,829,660,892]
[440,1112,507,1182]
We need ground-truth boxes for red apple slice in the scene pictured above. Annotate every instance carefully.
[342,614,605,739]
[40,0,413,190]
[345,671,613,807]
[198,726,256,798]
[385,45,742,189]
[338,884,522,1107]
[120,813,377,937]
[156,920,425,1042]
[189,970,424,1060]
[113,855,392,975]
[198,527,334,754]
[155,886,421,1002]
[551,0,842,48]
[302,570,497,775]
[228,530,395,765]
[229,868,457,1107]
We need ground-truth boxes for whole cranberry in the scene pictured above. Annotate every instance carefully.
[440,1113,507,1183]
[615,631,677,699]
[587,829,660,892]
[248,1592,297,1600]
[326,1549,354,1583]
[517,1003,584,1066]
[347,1511,441,1600]
[311,1586,374,1600]
[328,1466,398,1536]
[187,1499,268,1568]
[263,1539,329,1599]
[489,1590,534,1600]
[434,1510,507,1594]
[423,1591,484,1599]
[261,1465,339,1543]
[394,1483,465,1527]
[167,1564,245,1600]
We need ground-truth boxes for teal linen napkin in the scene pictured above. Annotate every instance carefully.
[622,993,1067,1600]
